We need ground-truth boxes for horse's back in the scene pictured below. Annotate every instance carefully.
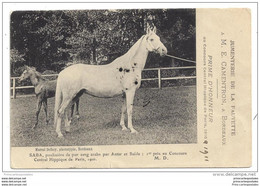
[58,63,113,83]
[57,63,123,97]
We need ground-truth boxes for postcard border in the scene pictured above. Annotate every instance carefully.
[2,1,258,173]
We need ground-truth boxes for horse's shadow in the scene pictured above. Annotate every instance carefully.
[102,120,119,129]
[70,119,120,135]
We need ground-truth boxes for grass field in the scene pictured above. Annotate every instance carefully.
[10,86,197,147]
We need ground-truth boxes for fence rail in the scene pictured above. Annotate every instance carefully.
[11,66,196,99]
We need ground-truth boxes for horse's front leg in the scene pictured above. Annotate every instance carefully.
[33,96,42,129]
[64,109,71,133]
[126,89,138,133]
[120,97,127,131]
[42,98,49,125]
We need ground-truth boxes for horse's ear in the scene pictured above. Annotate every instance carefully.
[24,65,29,70]
[153,26,157,34]
[146,24,151,35]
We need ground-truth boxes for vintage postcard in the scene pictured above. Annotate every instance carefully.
[9,8,251,168]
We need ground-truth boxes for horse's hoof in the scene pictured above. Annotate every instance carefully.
[65,130,70,134]
[130,129,138,134]
[57,134,64,138]
[76,115,80,120]
[122,127,128,131]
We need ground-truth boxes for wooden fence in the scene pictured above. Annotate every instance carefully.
[10,66,196,99]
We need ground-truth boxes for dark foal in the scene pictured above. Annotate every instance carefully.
[19,66,80,129]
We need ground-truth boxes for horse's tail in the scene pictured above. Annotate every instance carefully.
[54,77,62,127]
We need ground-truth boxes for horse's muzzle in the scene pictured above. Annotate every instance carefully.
[159,47,167,56]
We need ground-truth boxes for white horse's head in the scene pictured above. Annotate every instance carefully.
[145,26,167,56]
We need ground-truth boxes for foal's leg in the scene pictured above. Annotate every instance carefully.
[33,96,42,129]
[126,89,138,133]
[120,98,127,131]
[70,99,80,120]
[42,98,49,125]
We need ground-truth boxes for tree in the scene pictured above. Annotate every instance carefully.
[10,9,196,73]
[10,49,25,75]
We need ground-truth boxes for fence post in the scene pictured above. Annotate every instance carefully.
[12,78,16,99]
[158,68,161,89]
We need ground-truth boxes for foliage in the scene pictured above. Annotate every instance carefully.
[10,48,25,64]
[10,49,25,75]
[11,9,195,74]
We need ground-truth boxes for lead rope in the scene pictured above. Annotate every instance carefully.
[142,88,160,107]
[141,54,195,107]
[165,54,196,64]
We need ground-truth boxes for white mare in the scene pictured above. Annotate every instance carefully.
[54,26,167,138]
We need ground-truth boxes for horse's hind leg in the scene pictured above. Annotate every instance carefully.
[58,97,72,117]
[120,98,127,131]
[70,99,79,121]
[42,98,49,125]
[56,115,63,138]
[56,96,72,137]
[33,96,42,129]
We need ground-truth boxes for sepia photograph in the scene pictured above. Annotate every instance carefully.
[2,2,257,185]
[10,9,197,147]
[7,6,252,170]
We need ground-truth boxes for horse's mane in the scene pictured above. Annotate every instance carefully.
[112,35,146,66]
[125,35,146,59]
[28,67,46,81]
[35,71,45,80]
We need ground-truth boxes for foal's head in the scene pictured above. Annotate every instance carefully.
[19,66,37,82]
[144,26,167,56]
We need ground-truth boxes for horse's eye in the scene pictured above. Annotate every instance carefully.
[150,39,154,42]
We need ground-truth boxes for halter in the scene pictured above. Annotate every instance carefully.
[145,34,161,53]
